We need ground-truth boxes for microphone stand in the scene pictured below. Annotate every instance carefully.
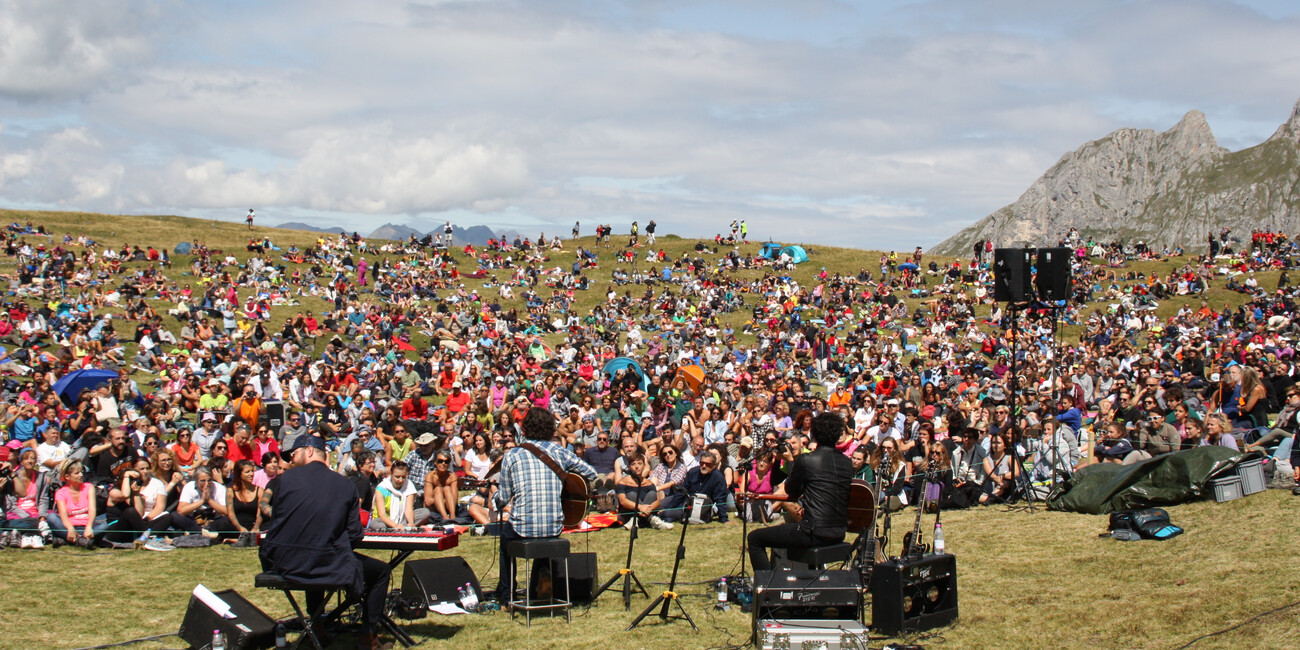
[592,516,649,610]
[628,518,698,632]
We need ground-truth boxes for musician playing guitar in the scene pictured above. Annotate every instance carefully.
[493,407,598,603]
[748,412,854,571]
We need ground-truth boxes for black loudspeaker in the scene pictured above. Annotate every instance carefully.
[752,569,863,622]
[871,553,958,636]
[1035,247,1072,301]
[401,557,481,607]
[530,552,597,603]
[264,401,285,429]
[178,588,276,650]
[993,248,1034,302]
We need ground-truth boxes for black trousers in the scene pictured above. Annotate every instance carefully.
[748,523,839,571]
[304,554,391,630]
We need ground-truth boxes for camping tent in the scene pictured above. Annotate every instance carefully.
[779,245,809,264]
[759,242,784,260]
[173,242,192,255]
[674,363,706,392]
[602,357,650,392]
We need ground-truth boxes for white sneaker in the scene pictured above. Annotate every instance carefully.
[19,535,33,549]
[144,538,174,552]
[649,516,673,531]
[27,535,44,549]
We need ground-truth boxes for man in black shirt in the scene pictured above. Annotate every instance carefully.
[86,428,138,483]
[748,412,852,570]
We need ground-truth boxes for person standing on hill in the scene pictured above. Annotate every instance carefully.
[246,209,255,230]
[646,220,656,246]
[572,221,580,240]
[740,220,748,241]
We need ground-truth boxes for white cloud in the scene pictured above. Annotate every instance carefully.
[0,0,155,100]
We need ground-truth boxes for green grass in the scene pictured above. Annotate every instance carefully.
[6,490,1298,649]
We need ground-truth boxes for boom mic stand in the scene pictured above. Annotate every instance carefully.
[593,516,649,610]
[627,517,698,632]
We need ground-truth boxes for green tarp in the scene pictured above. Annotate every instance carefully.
[1047,447,1262,515]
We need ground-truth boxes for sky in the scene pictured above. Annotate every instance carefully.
[2,0,1299,251]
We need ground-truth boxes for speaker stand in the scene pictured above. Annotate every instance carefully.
[592,517,649,610]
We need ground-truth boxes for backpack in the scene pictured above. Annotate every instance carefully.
[1108,507,1183,541]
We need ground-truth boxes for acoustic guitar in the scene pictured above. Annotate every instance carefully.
[520,443,592,528]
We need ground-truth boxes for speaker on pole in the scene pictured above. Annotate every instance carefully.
[993,248,1034,302]
[1035,247,1072,301]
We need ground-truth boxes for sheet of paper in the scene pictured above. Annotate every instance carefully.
[429,603,469,615]
[193,584,235,619]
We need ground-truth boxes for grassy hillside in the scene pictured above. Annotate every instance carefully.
[0,209,1292,650]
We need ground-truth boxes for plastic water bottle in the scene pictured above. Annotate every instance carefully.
[463,582,479,612]
[211,629,227,650]
[274,622,287,648]
[718,577,728,604]
[933,522,945,554]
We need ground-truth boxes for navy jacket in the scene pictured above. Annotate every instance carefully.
[259,461,364,593]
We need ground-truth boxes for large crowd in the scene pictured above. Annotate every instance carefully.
[0,218,1296,552]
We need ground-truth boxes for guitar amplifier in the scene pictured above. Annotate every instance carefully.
[753,569,862,623]
[871,553,958,635]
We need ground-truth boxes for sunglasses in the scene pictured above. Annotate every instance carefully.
[435,459,450,465]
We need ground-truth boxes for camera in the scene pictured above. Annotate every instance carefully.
[0,466,12,479]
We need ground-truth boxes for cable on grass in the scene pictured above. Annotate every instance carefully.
[1174,599,1300,649]
[67,632,179,650]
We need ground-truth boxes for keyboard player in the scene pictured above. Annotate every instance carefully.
[260,435,394,650]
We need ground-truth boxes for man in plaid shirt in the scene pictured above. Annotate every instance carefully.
[494,407,597,601]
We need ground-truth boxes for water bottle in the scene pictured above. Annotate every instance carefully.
[211,629,227,650]
[717,577,728,604]
[933,522,945,554]
[457,584,472,611]
[463,582,479,612]
[274,622,287,648]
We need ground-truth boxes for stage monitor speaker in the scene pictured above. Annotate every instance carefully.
[530,551,597,603]
[402,556,481,607]
[871,553,958,636]
[179,588,276,650]
[1035,247,1072,301]
[993,248,1034,302]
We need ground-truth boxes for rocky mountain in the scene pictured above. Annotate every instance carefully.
[365,222,513,246]
[275,221,347,234]
[931,98,1300,256]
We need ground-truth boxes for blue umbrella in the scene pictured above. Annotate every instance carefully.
[53,368,119,407]
[898,262,919,271]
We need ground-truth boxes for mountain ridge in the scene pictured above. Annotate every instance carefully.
[931,98,1300,255]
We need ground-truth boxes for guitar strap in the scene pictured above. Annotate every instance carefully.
[520,442,568,485]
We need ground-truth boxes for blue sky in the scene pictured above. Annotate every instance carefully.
[1,0,1298,250]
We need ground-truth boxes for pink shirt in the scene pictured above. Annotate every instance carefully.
[55,483,94,527]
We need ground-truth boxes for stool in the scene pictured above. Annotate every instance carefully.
[782,542,854,570]
[507,538,572,626]
[255,571,342,650]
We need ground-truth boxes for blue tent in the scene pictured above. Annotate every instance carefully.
[602,357,650,391]
[174,242,192,255]
[53,368,119,407]
[759,242,784,260]
[779,245,809,264]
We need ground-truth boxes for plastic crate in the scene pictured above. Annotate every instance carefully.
[1237,459,1266,495]
[1212,475,1243,502]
